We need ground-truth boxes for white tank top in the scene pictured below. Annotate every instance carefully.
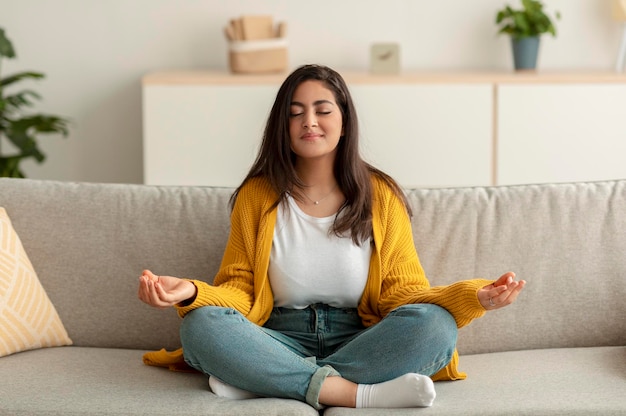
[269,196,372,309]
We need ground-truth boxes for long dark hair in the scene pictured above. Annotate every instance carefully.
[231,64,410,244]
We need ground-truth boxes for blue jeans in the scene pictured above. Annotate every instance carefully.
[180,303,457,409]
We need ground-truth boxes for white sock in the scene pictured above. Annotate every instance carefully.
[208,375,261,400]
[356,373,436,408]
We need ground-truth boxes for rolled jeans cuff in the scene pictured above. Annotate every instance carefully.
[306,365,340,410]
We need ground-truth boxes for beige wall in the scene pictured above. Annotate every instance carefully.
[1,0,622,184]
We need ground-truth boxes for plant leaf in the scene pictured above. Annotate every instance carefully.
[10,114,70,136]
[0,28,16,59]
[0,156,26,178]
[3,115,69,163]
[1,90,42,112]
[0,72,45,88]
[495,0,559,38]
[4,124,44,162]
[513,13,530,36]
[0,28,71,178]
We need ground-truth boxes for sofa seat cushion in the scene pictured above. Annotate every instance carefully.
[0,346,319,416]
[1,346,623,415]
[325,346,626,416]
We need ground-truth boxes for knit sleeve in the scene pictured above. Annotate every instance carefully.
[175,182,263,318]
[373,180,491,328]
[174,277,254,318]
[379,279,492,328]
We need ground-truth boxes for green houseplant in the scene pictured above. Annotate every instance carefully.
[495,0,561,70]
[0,27,69,178]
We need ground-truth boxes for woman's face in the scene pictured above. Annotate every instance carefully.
[288,80,343,164]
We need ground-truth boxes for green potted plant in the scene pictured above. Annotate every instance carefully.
[495,0,561,70]
[0,27,69,178]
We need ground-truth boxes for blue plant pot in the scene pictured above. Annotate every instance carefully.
[511,36,540,70]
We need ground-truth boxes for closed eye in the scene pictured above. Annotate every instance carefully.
[290,110,331,117]
[290,99,336,117]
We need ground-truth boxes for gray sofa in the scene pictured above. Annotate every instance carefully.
[0,177,624,416]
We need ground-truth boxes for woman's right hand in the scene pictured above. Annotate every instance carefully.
[137,269,197,309]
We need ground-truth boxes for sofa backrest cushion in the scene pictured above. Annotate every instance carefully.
[407,181,626,354]
[0,178,624,354]
[0,180,231,350]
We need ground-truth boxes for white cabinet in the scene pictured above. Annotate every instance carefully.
[143,83,279,187]
[143,71,493,188]
[143,71,626,188]
[497,84,626,185]
[351,84,492,188]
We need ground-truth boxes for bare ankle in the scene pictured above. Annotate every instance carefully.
[318,376,358,408]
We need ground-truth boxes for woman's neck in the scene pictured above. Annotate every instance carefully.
[293,160,343,215]
[294,159,336,188]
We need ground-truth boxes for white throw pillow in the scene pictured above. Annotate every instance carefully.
[0,207,72,357]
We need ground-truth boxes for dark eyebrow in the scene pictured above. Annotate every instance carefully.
[290,100,335,107]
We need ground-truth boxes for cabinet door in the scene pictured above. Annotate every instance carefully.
[498,84,626,185]
[351,84,493,188]
[143,84,278,186]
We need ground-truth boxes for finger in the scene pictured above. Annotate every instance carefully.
[500,280,526,305]
[486,284,513,308]
[138,275,171,308]
[494,280,526,307]
[147,279,170,309]
[494,271,515,287]
[489,284,508,300]
[154,281,175,305]
[144,269,159,282]
[138,275,152,301]
[138,278,160,307]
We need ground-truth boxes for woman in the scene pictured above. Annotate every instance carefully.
[138,64,525,409]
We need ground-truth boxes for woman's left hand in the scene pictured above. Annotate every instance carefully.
[477,271,526,310]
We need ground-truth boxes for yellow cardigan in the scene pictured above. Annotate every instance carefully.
[144,176,492,381]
